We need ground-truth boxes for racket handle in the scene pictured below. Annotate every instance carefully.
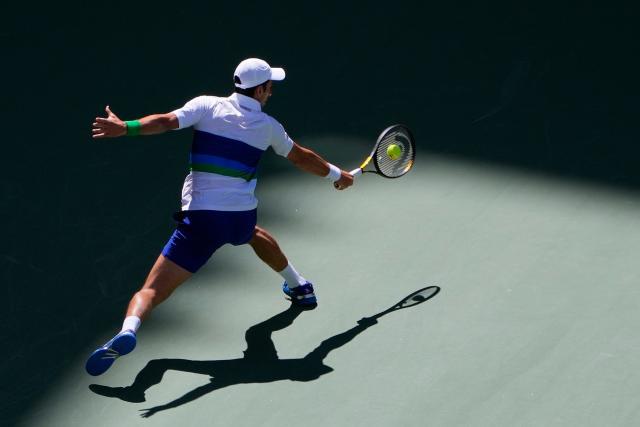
[350,168,363,179]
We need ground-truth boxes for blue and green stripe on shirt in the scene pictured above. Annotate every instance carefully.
[190,130,264,181]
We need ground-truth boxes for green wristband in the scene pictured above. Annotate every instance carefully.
[125,120,141,136]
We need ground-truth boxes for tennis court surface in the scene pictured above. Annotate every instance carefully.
[15,145,640,427]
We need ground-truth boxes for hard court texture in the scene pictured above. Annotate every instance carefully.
[14,150,640,427]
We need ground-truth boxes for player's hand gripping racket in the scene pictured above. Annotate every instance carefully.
[349,124,416,181]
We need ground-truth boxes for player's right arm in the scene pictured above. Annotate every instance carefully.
[92,106,178,138]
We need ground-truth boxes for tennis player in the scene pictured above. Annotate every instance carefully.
[86,58,353,376]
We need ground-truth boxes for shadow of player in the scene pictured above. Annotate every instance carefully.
[89,286,440,417]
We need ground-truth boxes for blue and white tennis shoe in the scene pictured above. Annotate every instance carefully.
[282,282,317,308]
[85,330,137,376]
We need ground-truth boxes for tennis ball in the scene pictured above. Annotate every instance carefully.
[387,144,402,160]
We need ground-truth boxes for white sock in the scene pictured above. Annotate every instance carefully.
[121,316,141,333]
[278,262,307,288]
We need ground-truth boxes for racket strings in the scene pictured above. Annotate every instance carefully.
[375,129,414,178]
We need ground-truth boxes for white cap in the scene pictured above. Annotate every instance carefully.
[234,58,286,89]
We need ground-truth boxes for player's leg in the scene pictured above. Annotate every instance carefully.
[85,255,192,376]
[248,225,317,307]
[126,254,192,320]
[86,210,212,376]
[248,225,288,271]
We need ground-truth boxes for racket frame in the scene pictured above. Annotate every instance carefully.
[350,124,415,179]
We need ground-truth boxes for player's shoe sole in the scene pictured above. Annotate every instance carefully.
[85,330,137,376]
[283,282,317,309]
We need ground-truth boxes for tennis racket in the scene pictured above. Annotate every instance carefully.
[349,124,416,181]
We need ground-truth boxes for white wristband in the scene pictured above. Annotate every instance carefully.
[324,163,342,182]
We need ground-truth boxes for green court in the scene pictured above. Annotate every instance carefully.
[15,147,640,426]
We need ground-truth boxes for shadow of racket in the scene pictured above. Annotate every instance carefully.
[358,286,441,325]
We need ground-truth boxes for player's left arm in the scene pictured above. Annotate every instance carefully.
[92,106,179,139]
[268,118,352,190]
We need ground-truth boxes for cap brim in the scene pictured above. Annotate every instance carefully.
[270,67,286,81]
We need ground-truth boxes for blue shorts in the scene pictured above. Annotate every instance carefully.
[162,209,257,273]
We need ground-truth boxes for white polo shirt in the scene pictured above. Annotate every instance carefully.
[172,93,294,211]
